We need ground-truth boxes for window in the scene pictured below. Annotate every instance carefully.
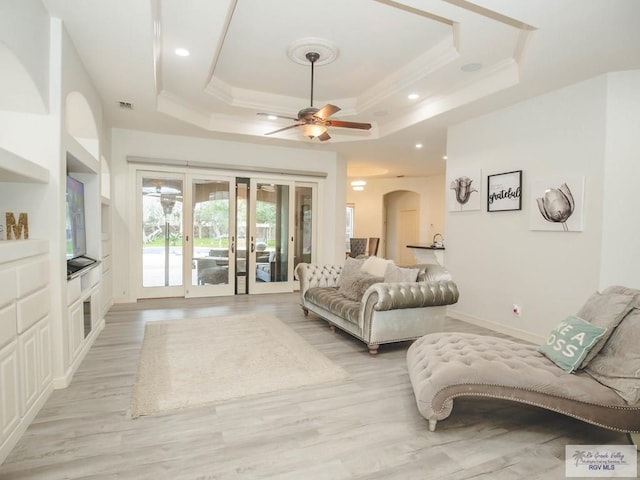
[345,204,355,250]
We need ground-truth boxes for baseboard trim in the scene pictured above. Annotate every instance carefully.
[447,308,545,345]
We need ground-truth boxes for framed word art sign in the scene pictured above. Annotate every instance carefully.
[487,170,522,212]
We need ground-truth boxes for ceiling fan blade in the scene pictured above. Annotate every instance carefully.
[264,124,301,136]
[257,112,299,122]
[325,119,372,130]
[314,104,340,119]
[317,131,331,141]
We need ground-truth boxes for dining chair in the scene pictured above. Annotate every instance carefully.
[368,237,380,256]
[349,237,368,258]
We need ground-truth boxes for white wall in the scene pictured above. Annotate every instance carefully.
[446,71,640,343]
[0,0,50,112]
[600,70,640,289]
[346,175,445,258]
[110,128,345,302]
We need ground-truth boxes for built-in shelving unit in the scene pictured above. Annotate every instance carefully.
[0,147,49,184]
[0,148,52,464]
[59,147,105,389]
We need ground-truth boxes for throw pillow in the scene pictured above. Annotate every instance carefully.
[338,272,383,302]
[337,257,365,286]
[384,263,419,283]
[584,307,640,404]
[539,315,607,373]
[575,291,635,368]
[361,256,393,278]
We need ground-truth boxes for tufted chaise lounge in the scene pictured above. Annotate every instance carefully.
[296,262,459,354]
[406,286,640,446]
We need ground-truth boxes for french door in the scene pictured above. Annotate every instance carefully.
[247,178,295,294]
[137,171,311,298]
[138,171,235,299]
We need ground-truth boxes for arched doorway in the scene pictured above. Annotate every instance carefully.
[384,190,419,264]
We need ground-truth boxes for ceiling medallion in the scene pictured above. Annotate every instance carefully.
[287,37,339,66]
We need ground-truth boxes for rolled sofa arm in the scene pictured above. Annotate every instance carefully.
[363,280,459,311]
[419,264,453,283]
[295,263,343,296]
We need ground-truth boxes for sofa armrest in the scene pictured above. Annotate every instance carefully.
[295,263,343,295]
[362,280,459,311]
[418,264,453,283]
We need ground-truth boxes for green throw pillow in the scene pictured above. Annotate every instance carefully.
[539,315,607,373]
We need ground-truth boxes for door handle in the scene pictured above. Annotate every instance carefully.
[231,236,235,254]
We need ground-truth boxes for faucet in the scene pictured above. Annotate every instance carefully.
[432,233,444,248]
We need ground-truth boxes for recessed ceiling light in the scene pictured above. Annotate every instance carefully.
[408,93,419,100]
[415,143,423,149]
[443,155,448,160]
[267,115,277,120]
[175,48,190,57]
[461,62,482,72]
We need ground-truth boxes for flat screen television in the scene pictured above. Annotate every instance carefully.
[66,175,87,260]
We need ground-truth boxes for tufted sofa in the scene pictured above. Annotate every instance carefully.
[295,262,459,354]
[406,286,640,446]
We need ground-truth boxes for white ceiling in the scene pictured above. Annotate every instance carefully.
[41,0,640,178]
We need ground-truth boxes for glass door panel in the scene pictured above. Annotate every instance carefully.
[249,179,294,294]
[139,173,184,298]
[294,185,315,272]
[235,179,249,294]
[186,177,235,297]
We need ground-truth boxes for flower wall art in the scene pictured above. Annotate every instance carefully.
[448,168,481,212]
[529,175,585,231]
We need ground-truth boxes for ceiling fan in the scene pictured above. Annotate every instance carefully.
[259,52,372,141]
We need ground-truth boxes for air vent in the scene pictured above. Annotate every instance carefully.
[118,101,134,109]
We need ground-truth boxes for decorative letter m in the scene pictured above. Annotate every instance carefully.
[6,212,29,240]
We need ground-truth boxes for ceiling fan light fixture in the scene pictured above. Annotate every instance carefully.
[303,123,326,138]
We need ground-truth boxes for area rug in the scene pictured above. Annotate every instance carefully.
[130,313,348,418]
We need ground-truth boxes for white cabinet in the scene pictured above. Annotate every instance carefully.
[38,319,52,389]
[0,341,20,443]
[68,300,83,362]
[18,324,39,414]
[65,266,101,372]
[0,250,53,464]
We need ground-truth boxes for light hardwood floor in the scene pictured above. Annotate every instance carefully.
[0,293,634,479]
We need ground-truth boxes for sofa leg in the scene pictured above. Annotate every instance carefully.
[367,344,379,355]
[328,322,335,333]
[428,419,437,432]
[302,307,309,317]
[630,433,640,450]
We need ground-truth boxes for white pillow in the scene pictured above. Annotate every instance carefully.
[384,263,419,283]
[361,256,393,278]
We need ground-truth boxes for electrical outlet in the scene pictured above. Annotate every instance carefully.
[512,304,522,316]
